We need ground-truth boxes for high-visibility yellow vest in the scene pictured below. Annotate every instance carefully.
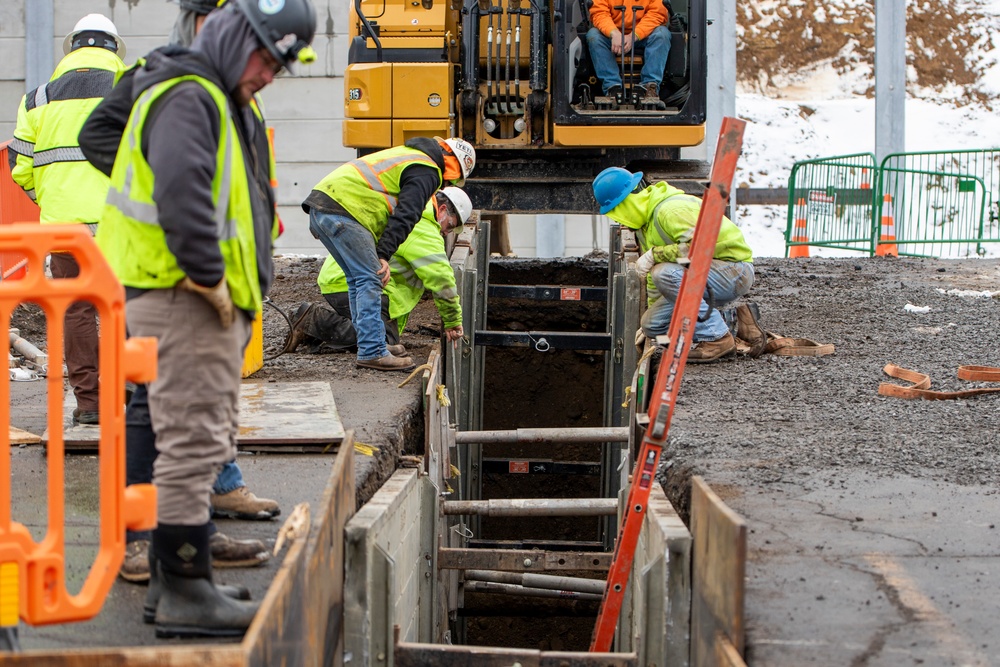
[311,145,442,238]
[10,47,126,224]
[96,75,262,312]
[317,201,462,330]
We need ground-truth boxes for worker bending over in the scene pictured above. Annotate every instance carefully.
[286,187,474,353]
[86,0,316,638]
[593,167,763,363]
[302,136,476,371]
[9,14,127,425]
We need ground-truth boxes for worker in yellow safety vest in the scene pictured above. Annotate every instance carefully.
[8,14,127,426]
[302,136,476,372]
[82,0,316,639]
[285,187,474,354]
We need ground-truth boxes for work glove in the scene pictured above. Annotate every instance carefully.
[634,249,656,277]
[676,243,691,267]
[179,277,235,329]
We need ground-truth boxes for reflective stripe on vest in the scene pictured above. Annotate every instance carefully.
[346,151,437,213]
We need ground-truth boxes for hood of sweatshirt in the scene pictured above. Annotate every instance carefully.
[404,136,447,172]
[605,180,687,229]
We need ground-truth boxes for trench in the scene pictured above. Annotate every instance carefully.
[460,256,610,651]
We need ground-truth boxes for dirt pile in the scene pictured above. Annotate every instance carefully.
[737,0,996,105]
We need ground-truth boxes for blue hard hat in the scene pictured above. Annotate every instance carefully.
[593,167,644,215]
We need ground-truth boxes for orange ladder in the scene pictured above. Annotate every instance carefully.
[590,117,746,652]
[1,224,157,634]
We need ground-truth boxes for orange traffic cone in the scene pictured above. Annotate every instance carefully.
[788,197,810,258]
[876,193,898,256]
[860,168,871,190]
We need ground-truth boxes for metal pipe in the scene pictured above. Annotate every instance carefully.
[455,426,629,444]
[9,330,48,373]
[465,580,603,601]
[466,569,607,595]
[443,498,618,516]
[354,0,383,62]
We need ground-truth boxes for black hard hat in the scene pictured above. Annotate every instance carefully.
[177,0,222,14]
[233,0,317,70]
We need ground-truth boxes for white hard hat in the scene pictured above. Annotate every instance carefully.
[442,137,476,184]
[63,14,125,58]
[440,187,474,225]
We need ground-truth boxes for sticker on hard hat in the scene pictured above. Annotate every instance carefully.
[259,0,285,14]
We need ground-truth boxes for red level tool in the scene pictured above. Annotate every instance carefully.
[590,116,747,652]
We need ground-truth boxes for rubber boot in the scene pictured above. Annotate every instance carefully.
[143,549,250,624]
[152,523,259,638]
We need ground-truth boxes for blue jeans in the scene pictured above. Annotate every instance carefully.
[586,25,670,94]
[213,460,245,495]
[309,210,387,361]
[641,260,754,342]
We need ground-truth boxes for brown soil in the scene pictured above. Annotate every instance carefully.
[737,0,994,104]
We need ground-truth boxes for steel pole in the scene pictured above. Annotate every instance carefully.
[443,498,618,516]
[455,427,629,444]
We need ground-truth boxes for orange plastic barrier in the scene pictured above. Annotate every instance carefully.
[0,142,40,281]
[0,224,157,626]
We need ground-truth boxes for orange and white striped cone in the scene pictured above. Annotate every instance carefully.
[876,193,898,257]
[860,168,871,190]
[788,197,810,258]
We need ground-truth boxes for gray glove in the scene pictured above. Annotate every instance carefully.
[178,277,235,329]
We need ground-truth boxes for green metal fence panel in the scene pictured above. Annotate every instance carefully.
[785,153,878,257]
[877,150,1000,257]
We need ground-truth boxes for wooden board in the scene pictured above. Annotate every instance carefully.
[44,382,344,452]
[395,641,637,667]
[8,425,40,444]
[690,476,746,667]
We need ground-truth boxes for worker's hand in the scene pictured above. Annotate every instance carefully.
[634,249,656,277]
[622,33,634,54]
[634,328,646,349]
[377,258,391,287]
[445,325,464,348]
[610,30,624,55]
[676,242,691,267]
[178,276,235,329]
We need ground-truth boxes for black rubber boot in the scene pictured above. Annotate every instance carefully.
[143,549,250,624]
[152,523,259,638]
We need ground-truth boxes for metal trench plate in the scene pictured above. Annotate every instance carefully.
[45,381,345,451]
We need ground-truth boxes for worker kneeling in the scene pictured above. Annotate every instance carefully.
[287,187,473,354]
[593,167,762,362]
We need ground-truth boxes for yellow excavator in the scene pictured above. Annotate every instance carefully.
[345,0,709,212]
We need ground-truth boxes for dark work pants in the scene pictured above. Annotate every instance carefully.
[50,252,100,412]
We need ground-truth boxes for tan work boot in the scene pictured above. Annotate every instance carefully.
[209,533,270,568]
[735,303,766,358]
[211,486,280,521]
[119,539,151,583]
[386,343,407,356]
[688,332,737,363]
[357,354,416,371]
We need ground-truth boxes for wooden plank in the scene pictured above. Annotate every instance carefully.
[395,641,637,667]
[714,634,748,667]
[244,535,308,667]
[9,425,40,444]
[438,548,611,572]
[2,646,243,666]
[690,476,746,667]
[47,382,344,451]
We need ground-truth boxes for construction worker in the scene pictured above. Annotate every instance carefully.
[592,167,762,363]
[83,0,316,638]
[302,136,476,371]
[586,0,669,109]
[8,14,127,425]
[79,0,282,587]
[286,187,474,353]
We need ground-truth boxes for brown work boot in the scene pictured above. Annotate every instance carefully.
[688,332,737,363]
[211,486,281,521]
[386,343,407,356]
[119,539,151,583]
[283,302,315,353]
[735,303,766,358]
[357,354,416,371]
[72,408,100,425]
[209,532,270,568]
[639,82,667,110]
